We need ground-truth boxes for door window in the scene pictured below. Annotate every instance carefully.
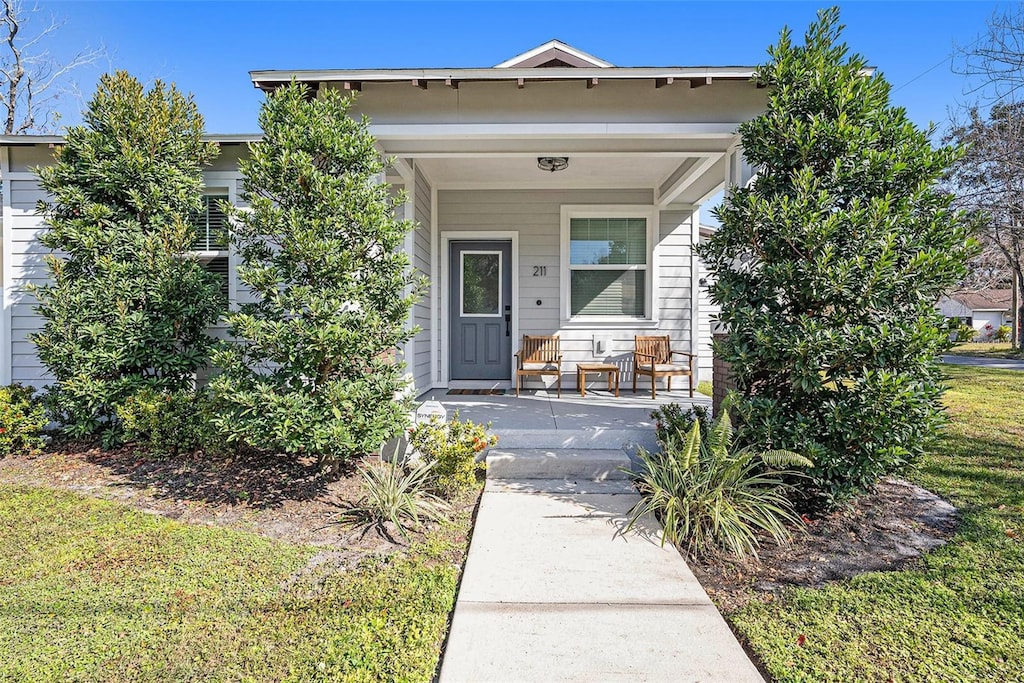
[460,251,502,316]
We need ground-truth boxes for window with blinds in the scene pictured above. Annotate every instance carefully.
[191,194,229,252]
[201,256,230,300]
[569,217,647,317]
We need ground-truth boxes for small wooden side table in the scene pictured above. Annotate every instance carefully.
[576,363,620,397]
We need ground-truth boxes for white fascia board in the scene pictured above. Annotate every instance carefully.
[370,123,742,140]
[250,66,757,86]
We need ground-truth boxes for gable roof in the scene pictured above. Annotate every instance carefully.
[949,289,1013,312]
[494,40,614,69]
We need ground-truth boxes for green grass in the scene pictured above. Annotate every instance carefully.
[947,341,1024,359]
[730,365,1024,682]
[0,485,472,682]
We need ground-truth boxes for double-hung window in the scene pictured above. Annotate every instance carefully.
[190,193,230,300]
[563,209,652,319]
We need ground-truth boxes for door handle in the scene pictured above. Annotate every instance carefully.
[504,306,511,336]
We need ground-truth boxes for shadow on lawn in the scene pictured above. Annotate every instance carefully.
[80,445,346,510]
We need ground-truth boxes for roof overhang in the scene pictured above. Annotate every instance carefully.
[0,133,261,146]
[249,66,759,92]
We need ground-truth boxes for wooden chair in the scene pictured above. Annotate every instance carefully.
[515,335,562,397]
[633,335,695,399]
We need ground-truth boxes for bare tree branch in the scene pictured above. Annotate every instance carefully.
[0,0,104,134]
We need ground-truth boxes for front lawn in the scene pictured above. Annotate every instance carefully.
[947,341,1024,359]
[0,484,472,682]
[729,365,1024,681]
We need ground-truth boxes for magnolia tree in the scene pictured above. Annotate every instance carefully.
[211,83,423,471]
[700,9,977,506]
[33,71,223,441]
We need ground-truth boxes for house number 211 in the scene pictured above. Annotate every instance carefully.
[532,266,547,277]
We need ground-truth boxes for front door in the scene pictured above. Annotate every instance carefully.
[449,240,513,380]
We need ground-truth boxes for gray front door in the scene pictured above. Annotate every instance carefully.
[449,240,513,380]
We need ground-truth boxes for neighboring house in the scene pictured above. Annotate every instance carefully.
[938,289,1014,338]
[0,40,762,395]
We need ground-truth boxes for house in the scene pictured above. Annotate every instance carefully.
[0,40,762,395]
[938,289,1014,339]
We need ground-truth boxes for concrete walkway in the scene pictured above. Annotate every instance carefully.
[439,455,764,682]
[941,354,1024,371]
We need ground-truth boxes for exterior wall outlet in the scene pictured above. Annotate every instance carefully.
[593,335,613,356]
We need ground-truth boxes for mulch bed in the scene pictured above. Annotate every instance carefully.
[0,442,472,556]
[688,477,959,613]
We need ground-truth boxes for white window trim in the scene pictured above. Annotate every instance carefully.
[439,231,519,387]
[459,249,503,318]
[192,189,230,258]
[198,175,240,307]
[559,205,659,325]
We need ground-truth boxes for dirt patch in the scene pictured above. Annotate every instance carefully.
[0,443,471,557]
[689,477,958,612]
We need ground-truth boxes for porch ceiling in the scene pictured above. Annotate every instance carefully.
[413,155,687,189]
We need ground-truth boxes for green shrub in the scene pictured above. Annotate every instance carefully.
[408,412,496,499]
[626,405,813,559]
[31,72,223,444]
[957,324,977,342]
[651,403,711,449]
[996,325,1011,342]
[698,9,977,506]
[341,459,449,541]
[0,384,47,457]
[116,388,217,457]
[211,82,423,471]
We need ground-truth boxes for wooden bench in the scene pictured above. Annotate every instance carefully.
[515,335,562,397]
[633,335,695,399]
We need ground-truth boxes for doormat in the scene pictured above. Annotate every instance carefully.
[446,389,506,395]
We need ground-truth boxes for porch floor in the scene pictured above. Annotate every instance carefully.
[417,388,711,433]
[417,388,710,452]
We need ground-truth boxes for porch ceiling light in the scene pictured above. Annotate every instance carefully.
[537,156,569,173]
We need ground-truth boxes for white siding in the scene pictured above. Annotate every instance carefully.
[412,167,433,394]
[437,189,696,389]
[4,169,246,389]
[8,178,52,388]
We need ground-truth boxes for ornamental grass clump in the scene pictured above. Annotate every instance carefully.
[626,405,813,560]
[342,459,449,541]
[408,411,496,499]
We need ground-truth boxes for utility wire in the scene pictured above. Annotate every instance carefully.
[893,34,985,93]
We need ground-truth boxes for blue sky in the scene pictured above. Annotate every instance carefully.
[43,1,1004,134]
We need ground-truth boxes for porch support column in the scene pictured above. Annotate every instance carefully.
[690,204,701,382]
[390,160,417,390]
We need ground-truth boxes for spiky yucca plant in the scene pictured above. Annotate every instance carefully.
[341,459,449,542]
[627,406,813,559]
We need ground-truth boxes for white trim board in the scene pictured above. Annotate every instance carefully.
[370,123,743,140]
[439,231,519,388]
[1,146,12,385]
